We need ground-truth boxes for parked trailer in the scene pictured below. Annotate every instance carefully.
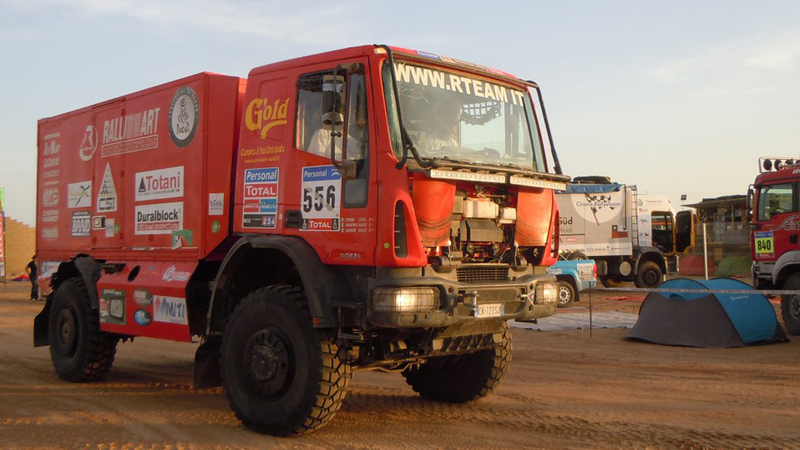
[34,45,568,435]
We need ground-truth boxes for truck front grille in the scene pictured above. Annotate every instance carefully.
[457,266,509,282]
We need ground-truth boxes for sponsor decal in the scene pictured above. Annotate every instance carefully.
[132,288,153,307]
[394,63,526,106]
[100,289,126,325]
[43,132,61,156]
[208,193,224,216]
[171,229,193,249]
[92,216,106,230]
[339,252,362,260]
[135,166,184,201]
[300,165,341,232]
[770,215,800,232]
[106,218,116,238]
[134,309,152,326]
[101,107,161,157]
[79,125,98,161]
[71,211,91,237]
[211,220,221,233]
[162,265,191,282]
[42,210,59,223]
[67,181,92,209]
[154,296,188,325]
[245,97,289,140]
[43,187,59,208]
[97,163,117,212]
[42,227,59,240]
[135,202,183,235]
[43,156,60,168]
[242,167,279,229]
[169,86,200,148]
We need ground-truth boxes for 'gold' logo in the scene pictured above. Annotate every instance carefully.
[245,97,289,139]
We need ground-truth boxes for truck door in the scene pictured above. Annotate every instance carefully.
[673,210,694,254]
[289,59,377,264]
[753,182,796,262]
[650,211,673,253]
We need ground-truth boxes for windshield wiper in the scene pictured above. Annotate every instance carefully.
[377,44,433,170]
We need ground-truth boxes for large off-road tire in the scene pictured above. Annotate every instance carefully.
[634,261,663,288]
[220,285,350,436]
[556,279,576,308]
[402,322,511,403]
[48,278,118,382]
[781,274,800,335]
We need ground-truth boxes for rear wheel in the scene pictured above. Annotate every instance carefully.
[220,285,350,436]
[634,261,663,288]
[402,322,511,403]
[556,280,576,308]
[48,278,118,382]
[781,274,800,335]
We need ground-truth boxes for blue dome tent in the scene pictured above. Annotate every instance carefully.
[627,278,788,347]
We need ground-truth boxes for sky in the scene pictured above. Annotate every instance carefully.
[1,0,799,226]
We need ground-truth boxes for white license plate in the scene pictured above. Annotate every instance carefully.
[476,303,503,318]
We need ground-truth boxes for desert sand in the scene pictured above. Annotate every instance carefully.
[1,282,798,449]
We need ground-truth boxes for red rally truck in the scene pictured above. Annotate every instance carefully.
[750,156,800,335]
[34,45,568,435]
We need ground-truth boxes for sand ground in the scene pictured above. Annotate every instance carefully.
[1,281,798,449]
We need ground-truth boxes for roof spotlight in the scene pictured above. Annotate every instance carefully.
[775,159,783,170]
[763,159,773,171]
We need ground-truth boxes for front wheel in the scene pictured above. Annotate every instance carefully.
[781,274,800,335]
[634,261,663,288]
[402,322,511,403]
[48,278,118,382]
[220,285,350,436]
[556,280,576,308]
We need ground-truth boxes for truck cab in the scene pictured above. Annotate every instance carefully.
[750,156,800,335]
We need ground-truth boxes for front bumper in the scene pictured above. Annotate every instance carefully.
[367,265,558,328]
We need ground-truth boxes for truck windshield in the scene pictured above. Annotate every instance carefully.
[385,61,546,172]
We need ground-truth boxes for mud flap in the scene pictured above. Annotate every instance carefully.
[194,337,222,389]
[33,296,53,347]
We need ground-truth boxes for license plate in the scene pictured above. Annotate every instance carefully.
[476,303,503,318]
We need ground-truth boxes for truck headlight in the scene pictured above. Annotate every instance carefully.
[372,287,440,312]
[534,282,558,306]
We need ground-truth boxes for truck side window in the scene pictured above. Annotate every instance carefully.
[757,183,794,221]
[295,72,344,159]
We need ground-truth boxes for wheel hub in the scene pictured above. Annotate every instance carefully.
[643,270,659,286]
[245,329,290,397]
[56,308,78,355]
[558,286,571,304]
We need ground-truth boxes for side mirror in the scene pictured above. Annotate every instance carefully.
[746,186,754,222]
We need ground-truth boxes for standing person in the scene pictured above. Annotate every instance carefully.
[26,254,38,301]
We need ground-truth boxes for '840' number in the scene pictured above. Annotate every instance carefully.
[303,185,336,213]
[756,239,773,252]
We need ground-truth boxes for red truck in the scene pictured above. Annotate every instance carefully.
[33,45,567,435]
[750,156,800,335]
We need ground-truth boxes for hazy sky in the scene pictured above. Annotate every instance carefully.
[1,0,799,225]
